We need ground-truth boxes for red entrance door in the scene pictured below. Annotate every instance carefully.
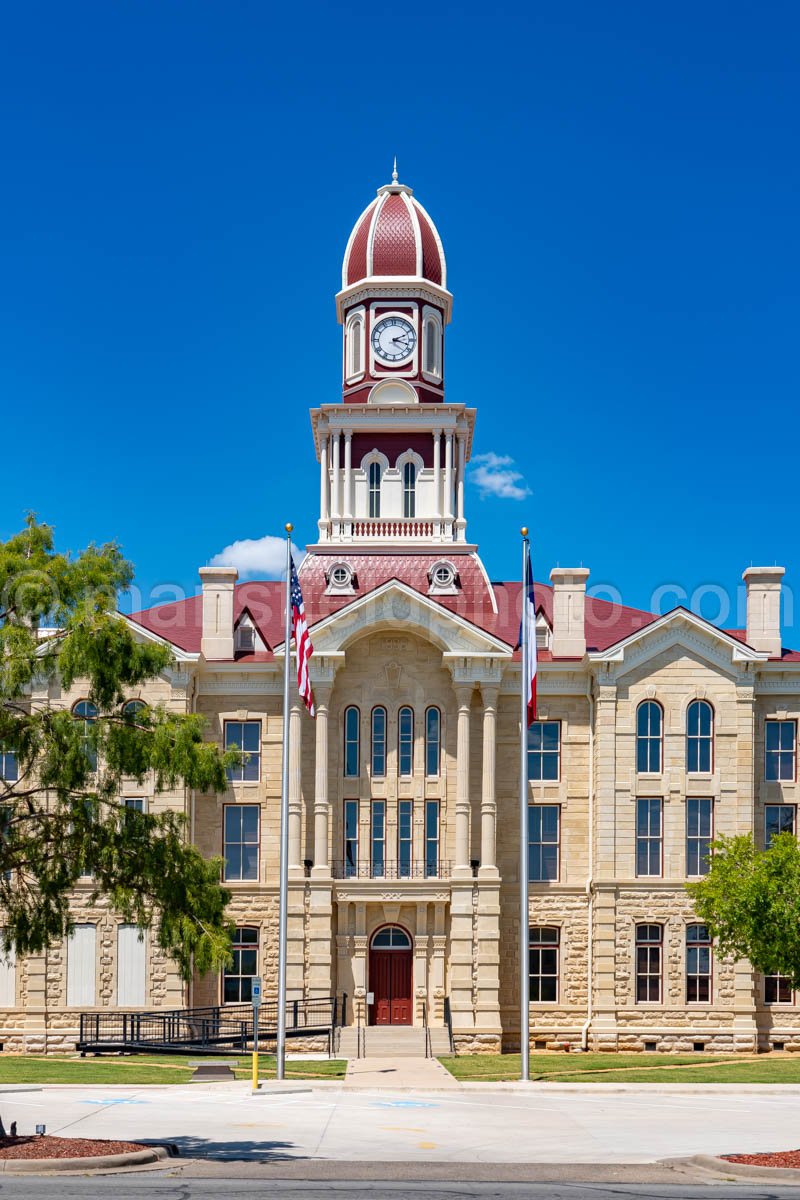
[369,927,413,1026]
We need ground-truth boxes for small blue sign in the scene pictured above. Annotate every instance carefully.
[252,976,262,1007]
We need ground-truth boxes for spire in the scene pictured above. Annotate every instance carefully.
[392,156,399,184]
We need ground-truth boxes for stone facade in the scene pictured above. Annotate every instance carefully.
[4,173,800,1056]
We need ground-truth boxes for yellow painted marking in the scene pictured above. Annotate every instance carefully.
[379,1125,426,1133]
[418,1142,437,1149]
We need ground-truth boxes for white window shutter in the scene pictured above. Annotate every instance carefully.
[67,924,96,1007]
[0,932,16,1007]
[117,925,146,1007]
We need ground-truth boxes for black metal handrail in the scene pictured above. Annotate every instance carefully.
[332,860,452,880]
[444,996,455,1055]
[77,995,337,1054]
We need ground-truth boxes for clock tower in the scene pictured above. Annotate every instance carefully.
[311,166,475,547]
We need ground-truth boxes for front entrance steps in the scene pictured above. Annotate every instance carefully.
[338,1024,452,1058]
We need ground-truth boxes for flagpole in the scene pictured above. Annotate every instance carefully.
[520,527,530,1082]
[276,523,293,1082]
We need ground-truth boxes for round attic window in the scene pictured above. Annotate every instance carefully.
[432,561,456,589]
[329,562,353,589]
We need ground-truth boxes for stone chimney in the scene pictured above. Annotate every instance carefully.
[199,566,238,659]
[743,566,784,657]
[549,567,589,658]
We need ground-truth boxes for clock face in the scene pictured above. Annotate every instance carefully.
[371,316,417,363]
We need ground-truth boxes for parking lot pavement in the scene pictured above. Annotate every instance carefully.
[4,1082,800,1166]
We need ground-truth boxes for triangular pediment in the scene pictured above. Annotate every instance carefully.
[589,606,764,674]
[286,580,512,659]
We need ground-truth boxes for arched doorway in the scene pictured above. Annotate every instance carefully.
[368,926,413,1026]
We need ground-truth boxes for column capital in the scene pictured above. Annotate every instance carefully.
[479,681,500,709]
[453,682,474,710]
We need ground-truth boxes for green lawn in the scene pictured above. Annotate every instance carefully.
[439,1051,800,1083]
[0,1054,347,1085]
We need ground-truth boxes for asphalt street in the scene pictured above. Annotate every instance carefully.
[2,1180,800,1200]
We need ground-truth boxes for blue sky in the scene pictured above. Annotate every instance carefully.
[1,2,798,635]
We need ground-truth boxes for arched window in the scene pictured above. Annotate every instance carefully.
[371,925,411,949]
[73,700,98,770]
[344,706,360,778]
[425,707,441,777]
[398,707,414,777]
[346,312,365,379]
[371,707,387,778]
[636,701,663,774]
[403,460,416,519]
[422,314,442,378]
[687,700,714,773]
[123,699,146,723]
[368,461,382,519]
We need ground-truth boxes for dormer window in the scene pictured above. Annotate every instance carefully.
[326,560,355,595]
[536,616,552,651]
[429,560,458,594]
[235,620,255,653]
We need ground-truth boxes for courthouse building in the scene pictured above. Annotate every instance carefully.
[5,170,800,1054]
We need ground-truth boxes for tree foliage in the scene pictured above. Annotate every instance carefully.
[0,514,233,980]
[689,832,800,988]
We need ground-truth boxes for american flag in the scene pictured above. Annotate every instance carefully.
[290,559,315,717]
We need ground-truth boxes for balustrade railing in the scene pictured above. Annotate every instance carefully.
[332,859,451,880]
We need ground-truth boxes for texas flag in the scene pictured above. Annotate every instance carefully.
[523,547,537,726]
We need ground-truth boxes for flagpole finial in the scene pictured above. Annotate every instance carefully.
[392,156,398,183]
[520,526,528,537]
[285,523,294,534]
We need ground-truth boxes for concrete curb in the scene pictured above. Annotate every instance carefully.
[0,1144,172,1174]
[0,1086,42,1094]
[679,1153,800,1182]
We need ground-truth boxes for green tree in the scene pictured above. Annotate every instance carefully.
[689,832,800,987]
[0,514,233,980]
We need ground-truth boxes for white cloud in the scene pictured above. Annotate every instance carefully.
[469,452,531,501]
[209,536,304,579]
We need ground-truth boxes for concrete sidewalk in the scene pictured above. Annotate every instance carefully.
[344,1057,458,1088]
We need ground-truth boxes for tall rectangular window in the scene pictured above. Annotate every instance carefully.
[425,800,439,877]
[0,933,16,1008]
[635,924,662,1003]
[636,797,662,877]
[368,462,381,519]
[686,924,712,1002]
[398,800,413,878]
[398,707,414,777]
[223,804,260,882]
[529,927,559,1002]
[344,799,359,878]
[766,803,796,846]
[0,749,17,783]
[687,701,714,773]
[344,707,360,778]
[527,721,560,782]
[403,461,416,519]
[766,719,797,782]
[224,927,258,1003]
[117,925,146,1007]
[371,707,386,778]
[371,800,385,878]
[425,708,441,778]
[765,974,793,1004]
[686,797,713,877]
[67,923,96,1007]
[528,805,560,882]
[224,721,261,783]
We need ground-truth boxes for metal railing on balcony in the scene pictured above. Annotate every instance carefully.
[332,859,451,880]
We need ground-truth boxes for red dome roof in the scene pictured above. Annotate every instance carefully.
[342,176,447,290]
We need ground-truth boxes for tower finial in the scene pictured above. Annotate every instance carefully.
[392,156,398,184]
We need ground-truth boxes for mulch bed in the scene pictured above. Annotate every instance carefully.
[724,1150,800,1169]
[0,1135,147,1160]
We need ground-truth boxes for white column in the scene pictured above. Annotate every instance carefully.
[343,433,353,524]
[312,684,331,876]
[444,432,454,521]
[479,683,499,874]
[456,432,466,534]
[454,683,472,874]
[433,429,442,520]
[288,700,303,872]
[318,434,329,534]
[331,433,341,525]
